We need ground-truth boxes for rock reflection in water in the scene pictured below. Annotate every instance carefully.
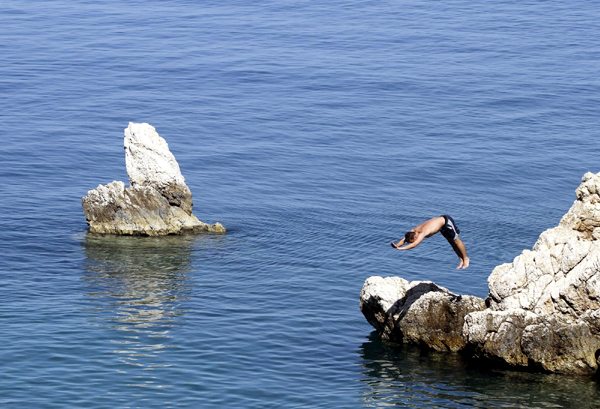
[82,234,200,376]
[358,333,600,408]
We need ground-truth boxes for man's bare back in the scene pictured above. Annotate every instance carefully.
[412,216,446,238]
[390,215,470,269]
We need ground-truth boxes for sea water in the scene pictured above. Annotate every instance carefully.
[1,0,599,407]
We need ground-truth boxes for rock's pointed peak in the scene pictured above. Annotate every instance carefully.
[124,122,186,188]
[559,170,600,239]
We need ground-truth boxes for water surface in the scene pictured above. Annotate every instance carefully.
[1,0,599,407]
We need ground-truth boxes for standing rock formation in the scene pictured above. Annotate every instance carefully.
[464,171,600,375]
[361,171,600,376]
[82,123,225,236]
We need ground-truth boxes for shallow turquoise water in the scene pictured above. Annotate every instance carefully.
[1,0,599,407]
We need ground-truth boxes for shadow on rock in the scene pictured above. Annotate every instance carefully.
[360,277,485,352]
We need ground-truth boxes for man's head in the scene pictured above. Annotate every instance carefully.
[405,231,416,243]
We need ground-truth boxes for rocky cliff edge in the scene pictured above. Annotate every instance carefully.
[361,171,600,376]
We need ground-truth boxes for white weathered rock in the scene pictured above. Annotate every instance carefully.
[124,123,193,214]
[124,123,187,188]
[82,123,225,236]
[464,307,600,373]
[360,276,485,352]
[463,171,600,375]
[560,171,600,239]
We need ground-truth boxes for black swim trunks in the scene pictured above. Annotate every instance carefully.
[440,215,460,241]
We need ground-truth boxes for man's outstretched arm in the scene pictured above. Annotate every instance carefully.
[390,238,405,248]
[392,233,424,250]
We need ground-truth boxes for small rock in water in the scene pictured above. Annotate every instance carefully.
[82,123,225,236]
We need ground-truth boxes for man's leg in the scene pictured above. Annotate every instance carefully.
[450,238,469,269]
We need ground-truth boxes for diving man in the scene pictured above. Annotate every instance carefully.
[391,215,469,269]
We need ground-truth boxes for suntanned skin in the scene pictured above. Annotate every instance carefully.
[390,216,470,269]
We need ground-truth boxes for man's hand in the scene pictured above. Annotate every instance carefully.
[390,234,421,251]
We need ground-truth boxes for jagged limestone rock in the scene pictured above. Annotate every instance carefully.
[560,171,600,240]
[360,276,485,352]
[82,123,225,236]
[464,308,600,373]
[463,171,600,375]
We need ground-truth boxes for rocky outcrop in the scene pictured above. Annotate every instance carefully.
[361,171,600,376]
[82,123,225,236]
[464,171,600,375]
[360,276,485,352]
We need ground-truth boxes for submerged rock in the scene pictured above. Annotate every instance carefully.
[361,171,600,376]
[82,123,225,236]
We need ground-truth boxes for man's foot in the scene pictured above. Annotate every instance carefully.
[457,257,470,269]
[462,257,470,269]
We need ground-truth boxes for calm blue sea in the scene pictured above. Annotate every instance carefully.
[1,0,599,407]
